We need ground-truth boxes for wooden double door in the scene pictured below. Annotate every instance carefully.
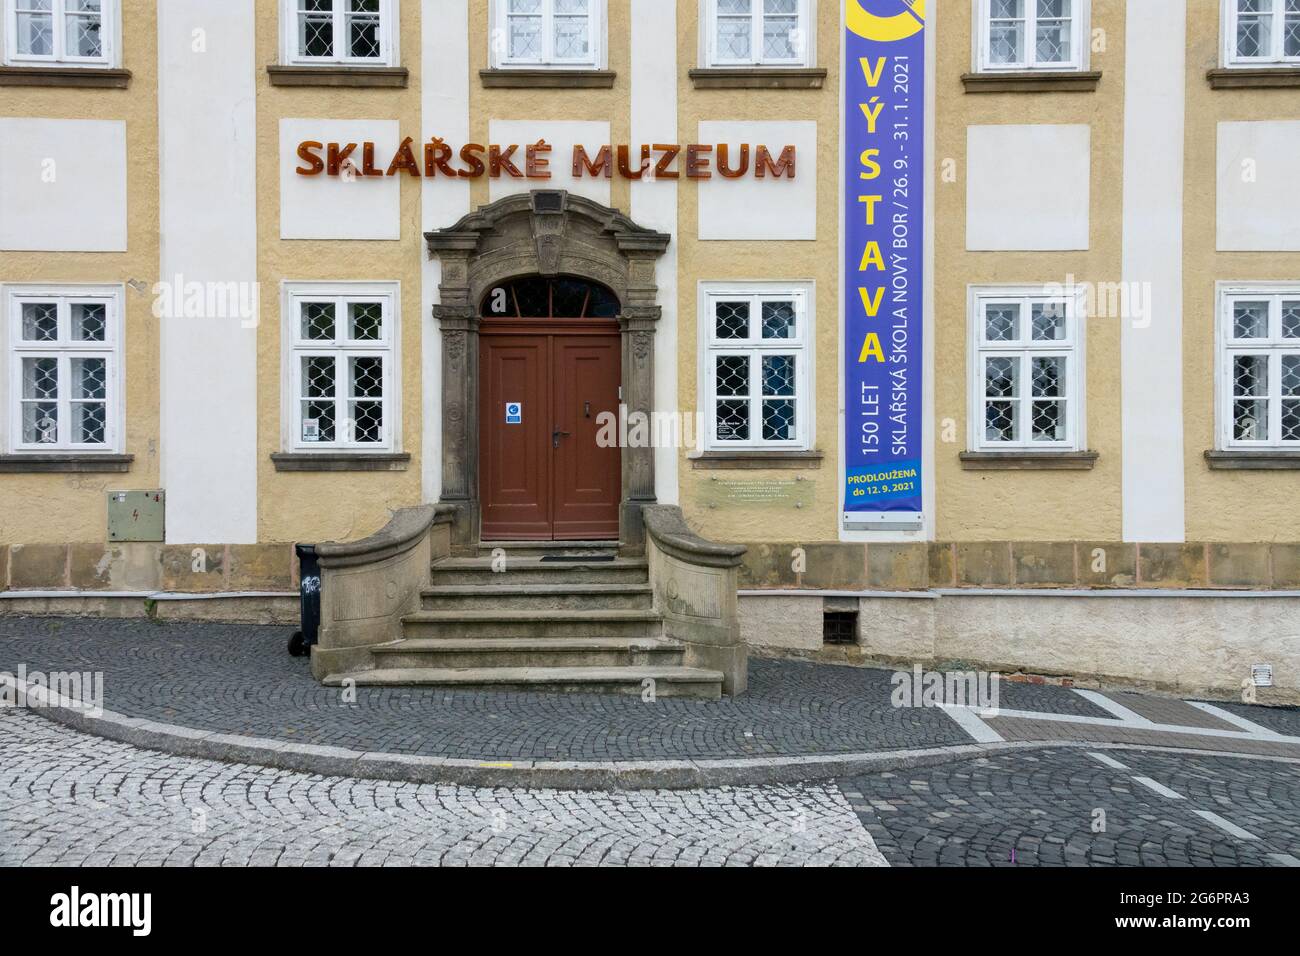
[479,325,622,541]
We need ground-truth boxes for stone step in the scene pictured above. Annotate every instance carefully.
[430,556,649,586]
[401,609,663,640]
[421,583,654,612]
[472,540,620,558]
[321,665,724,699]
[371,636,685,670]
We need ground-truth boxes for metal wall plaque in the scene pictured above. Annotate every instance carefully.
[107,490,165,542]
[696,476,814,511]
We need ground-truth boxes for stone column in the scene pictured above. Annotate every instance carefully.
[618,249,663,553]
[429,241,480,549]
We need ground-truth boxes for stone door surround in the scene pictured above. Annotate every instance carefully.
[425,190,671,551]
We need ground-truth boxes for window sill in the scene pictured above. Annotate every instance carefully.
[961,70,1101,93]
[272,452,410,473]
[1205,449,1300,470]
[479,68,616,89]
[688,67,827,90]
[690,450,824,471]
[1207,67,1300,89]
[0,66,131,88]
[266,65,409,88]
[960,450,1098,471]
[0,454,133,473]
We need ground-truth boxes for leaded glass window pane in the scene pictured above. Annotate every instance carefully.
[715,301,750,340]
[71,303,106,342]
[22,303,58,342]
[1237,0,1273,58]
[1233,354,1270,441]
[348,0,383,59]
[1035,0,1071,64]
[1234,301,1269,339]
[349,356,384,443]
[15,0,54,57]
[761,301,796,339]
[348,302,383,341]
[21,357,59,445]
[299,0,335,57]
[1031,302,1067,341]
[302,302,336,341]
[984,356,1020,443]
[984,304,1020,342]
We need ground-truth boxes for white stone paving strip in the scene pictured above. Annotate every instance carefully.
[938,704,1005,744]
[1088,751,1130,771]
[1072,689,1156,726]
[0,710,889,868]
[1131,776,1185,800]
[1186,701,1285,739]
[1190,809,1259,841]
[1270,853,1300,867]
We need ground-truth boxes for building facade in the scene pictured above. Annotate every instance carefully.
[0,0,1298,699]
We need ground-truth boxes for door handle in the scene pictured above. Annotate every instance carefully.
[552,428,571,449]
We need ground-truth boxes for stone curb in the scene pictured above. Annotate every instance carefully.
[6,675,1300,790]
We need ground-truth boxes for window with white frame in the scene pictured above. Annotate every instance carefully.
[497,0,600,67]
[284,0,394,65]
[1225,0,1300,65]
[969,288,1083,451]
[702,288,810,450]
[1218,287,1300,447]
[6,287,121,453]
[707,0,809,67]
[287,287,396,452]
[977,0,1086,72]
[4,0,114,66]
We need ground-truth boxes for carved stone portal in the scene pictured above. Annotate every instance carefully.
[425,190,671,552]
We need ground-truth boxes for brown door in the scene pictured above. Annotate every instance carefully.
[480,330,621,541]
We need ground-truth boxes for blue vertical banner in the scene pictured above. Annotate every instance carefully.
[843,0,925,529]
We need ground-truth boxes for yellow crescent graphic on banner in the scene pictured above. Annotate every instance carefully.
[846,0,925,42]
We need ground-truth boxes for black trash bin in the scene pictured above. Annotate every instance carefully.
[288,544,321,658]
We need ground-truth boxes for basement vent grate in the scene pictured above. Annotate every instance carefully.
[822,611,858,646]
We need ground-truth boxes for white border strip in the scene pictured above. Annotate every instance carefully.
[1187,700,1285,739]
[1074,688,1155,726]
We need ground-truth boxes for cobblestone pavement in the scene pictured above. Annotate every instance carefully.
[0,711,886,867]
[841,748,1300,867]
[6,709,1300,868]
[0,617,1110,762]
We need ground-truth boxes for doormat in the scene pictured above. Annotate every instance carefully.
[540,554,616,562]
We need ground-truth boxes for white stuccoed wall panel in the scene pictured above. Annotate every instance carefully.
[422,0,472,504]
[1217,120,1300,252]
[632,0,680,505]
[280,119,402,240]
[697,120,817,241]
[0,118,127,252]
[158,0,259,544]
[487,120,612,206]
[1121,0,1186,542]
[966,124,1090,251]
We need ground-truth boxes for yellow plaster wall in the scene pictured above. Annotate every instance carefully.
[930,0,1126,542]
[1182,8,1300,542]
[0,0,160,545]
[253,0,423,545]
[675,0,844,544]
[466,0,633,213]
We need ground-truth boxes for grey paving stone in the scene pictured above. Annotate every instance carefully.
[0,709,888,868]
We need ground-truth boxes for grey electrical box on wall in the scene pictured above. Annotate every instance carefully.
[107,490,165,542]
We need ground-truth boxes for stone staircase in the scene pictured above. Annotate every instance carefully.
[321,542,725,698]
